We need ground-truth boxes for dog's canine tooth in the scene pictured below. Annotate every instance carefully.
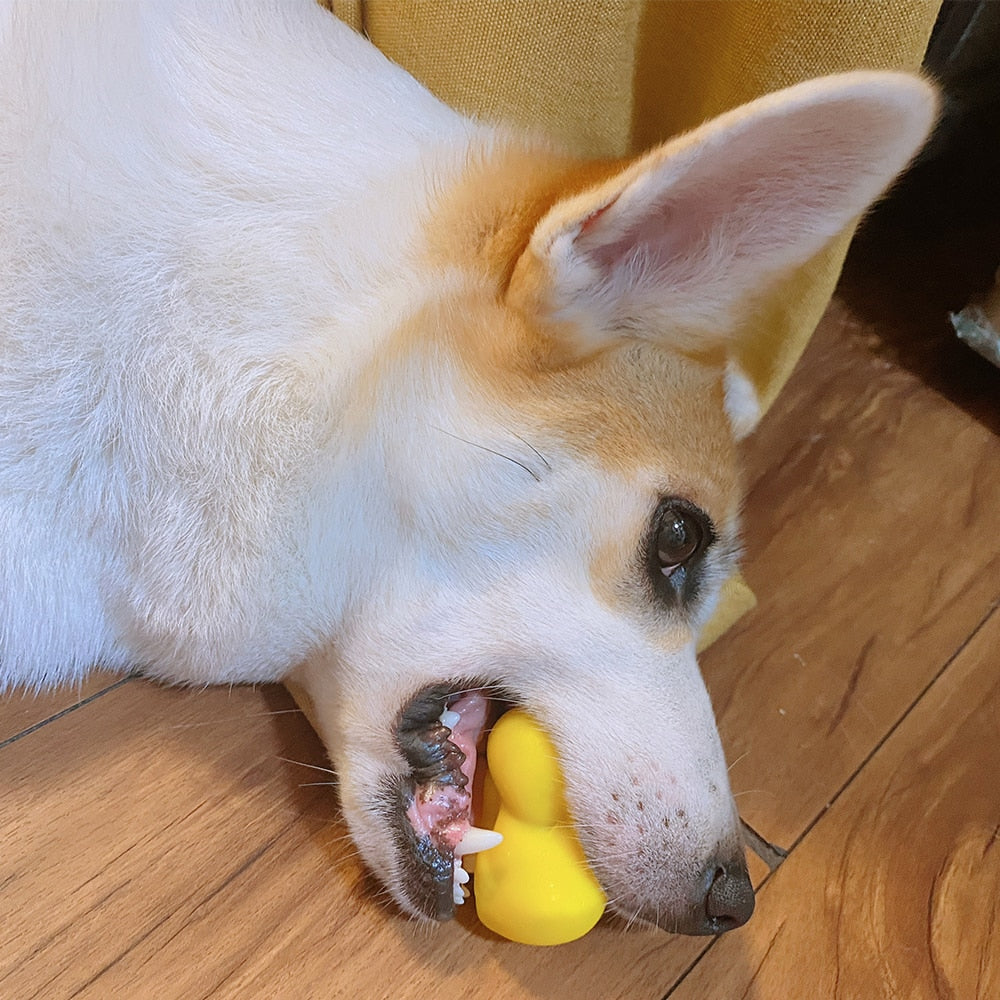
[455,826,503,858]
[438,708,461,730]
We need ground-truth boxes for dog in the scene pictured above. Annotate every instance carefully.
[0,0,935,935]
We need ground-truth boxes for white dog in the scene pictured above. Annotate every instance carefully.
[0,0,934,933]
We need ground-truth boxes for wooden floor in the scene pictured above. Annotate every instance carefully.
[3,206,999,998]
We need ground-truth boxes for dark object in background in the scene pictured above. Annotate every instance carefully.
[925,2,1000,367]
[838,0,1000,400]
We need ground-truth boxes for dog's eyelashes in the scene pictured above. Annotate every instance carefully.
[507,428,552,472]
[431,425,543,482]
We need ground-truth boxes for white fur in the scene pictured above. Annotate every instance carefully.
[0,0,936,931]
[723,360,762,441]
[1,0,481,685]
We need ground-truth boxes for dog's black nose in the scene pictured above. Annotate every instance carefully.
[628,852,756,935]
[702,858,755,933]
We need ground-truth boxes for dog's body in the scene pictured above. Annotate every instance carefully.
[1,0,934,933]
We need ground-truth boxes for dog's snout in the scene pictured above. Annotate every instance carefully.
[703,857,755,933]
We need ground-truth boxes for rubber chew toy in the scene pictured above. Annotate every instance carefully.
[473,709,607,945]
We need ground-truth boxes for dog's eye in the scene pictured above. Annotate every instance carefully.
[645,497,714,606]
[656,507,703,575]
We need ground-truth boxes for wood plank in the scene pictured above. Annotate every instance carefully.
[0,681,322,999]
[670,607,1000,1000]
[700,301,1000,849]
[0,678,711,1000]
[0,672,127,744]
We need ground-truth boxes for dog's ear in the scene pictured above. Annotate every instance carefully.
[507,72,937,364]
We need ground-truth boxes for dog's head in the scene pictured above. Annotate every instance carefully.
[292,73,936,934]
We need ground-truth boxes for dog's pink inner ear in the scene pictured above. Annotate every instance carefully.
[509,72,937,364]
[575,188,700,280]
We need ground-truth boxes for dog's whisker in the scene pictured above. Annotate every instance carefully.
[329,841,360,856]
[326,835,362,854]
[167,707,304,729]
[433,681,509,705]
[280,810,345,826]
[561,820,623,834]
[445,683,498,698]
[335,848,365,866]
[323,845,368,872]
[277,756,337,775]
[590,850,642,866]
[622,903,645,933]
[316,826,354,841]
[325,849,363,868]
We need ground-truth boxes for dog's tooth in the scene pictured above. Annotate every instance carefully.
[438,708,461,729]
[452,859,471,907]
[455,826,503,857]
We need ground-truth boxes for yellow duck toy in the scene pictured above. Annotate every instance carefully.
[473,709,607,945]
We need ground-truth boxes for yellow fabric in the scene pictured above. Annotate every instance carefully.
[329,0,364,33]
[697,573,757,653]
[322,0,938,641]
[335,1,939,155]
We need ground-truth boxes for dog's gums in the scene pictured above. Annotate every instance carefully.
[394,686,504,918]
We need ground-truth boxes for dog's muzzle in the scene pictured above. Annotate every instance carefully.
[389,683,755,935]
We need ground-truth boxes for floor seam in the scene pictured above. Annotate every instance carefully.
[0,674,135,751]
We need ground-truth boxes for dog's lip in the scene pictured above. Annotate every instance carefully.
[391,682,510,920]
[396,683,472,783]
[389,776,463,920]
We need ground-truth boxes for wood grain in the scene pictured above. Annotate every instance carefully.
[671,607,1000,1000]
[701,299,1000,851]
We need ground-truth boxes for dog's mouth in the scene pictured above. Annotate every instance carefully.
[391,683,510,920]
